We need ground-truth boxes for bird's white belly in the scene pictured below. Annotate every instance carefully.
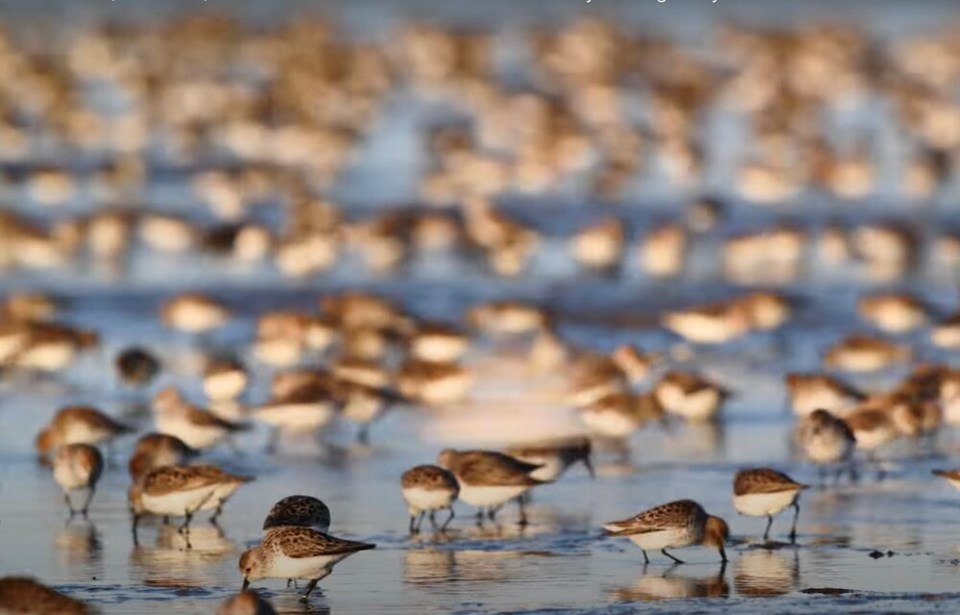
[853,427,896,451]
[733,491,799,517]
[142,486,216,516]
[403,487,456,513]
[199,482,243,510]
[156,416,224,449]
[582,410,635,439]
[62,423,110,446]
[805,434,852,464]
[628,527,695,550]
[256,403,335,432]
[53,461,93,490]
[269,553,346,580]
[457,484,530,507]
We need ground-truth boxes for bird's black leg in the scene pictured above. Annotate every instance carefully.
[789,502,800,543]
[661,549,685,564]
[517,497,529,526]
[64,492,75,518]
[763,514,774,541]
[641,549,650,565]
[81,487,95,518]
[442,507,455,530]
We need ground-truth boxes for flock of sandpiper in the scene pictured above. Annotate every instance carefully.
[3,11,960,615]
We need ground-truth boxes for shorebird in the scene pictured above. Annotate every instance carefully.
[115,347,162,388]
[654,371,731,422]
[0,577,91,614]
[604,499,729,564]
[795,409,857,483]
[52,443,104,518]
[732,468,808,542]
[128,433,198,480]
[437,449,545,525]
[505,436,595,482]
[240,527,376,599]
[401,465,460,532]
[262,495,332,535]
[160,293,231,334]
[153,387,248,450]
[784,373,865,417]
[36,406,133,460]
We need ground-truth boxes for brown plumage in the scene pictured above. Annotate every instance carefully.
[0,577,91,614]
[437,449,543,487]
[140,465,232,497]
[401,464,460,491]
[128,433,197,480]
[268,526,376,559]
[604,499,706,536]
[262,496,332,533]
[733,468,807,496]
[36,406,133,456]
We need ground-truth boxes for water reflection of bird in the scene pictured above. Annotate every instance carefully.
[613,565,729,601]
[129,524,236,586]
[733,547,800,597]
[55,518,102,570]
[403,548,456,585]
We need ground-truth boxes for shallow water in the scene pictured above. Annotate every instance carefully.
[2,280,960,615]
[4,1,960,613]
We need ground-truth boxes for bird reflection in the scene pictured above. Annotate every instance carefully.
[267,592,331,615]
[129,523,236,586]
[613,564,729,601]
[55,518,102,570]
[404,548,456,585]
[663,420,727,459]
[734,547,800,597]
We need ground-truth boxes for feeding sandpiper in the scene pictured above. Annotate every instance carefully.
[128,432,198,480]
[240,527,376,599]
[401,464,459,532]
[795,409,857,482]
[604,499,729,564]
[52,443,103,518]
[438,449,544,525]
[732,468,808,542]
[263,495,332,535]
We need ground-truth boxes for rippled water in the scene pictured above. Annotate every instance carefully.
[1,280,960,615]
[4,1,960,613]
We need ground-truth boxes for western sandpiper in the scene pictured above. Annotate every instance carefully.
[240,527,376,599]
[795,409,856,481]
[128,432,198,480]
[784,373,865,417]
[505,436,594,482]
[857,293,929,334]
[569,216,625,273]
[52,443,104,518]
[254,383,338,452]
[579,391,663,440]
[397,359,472,406]
[115,346,162,388]
[0,576,90,614]
[130,464,252,537]
[203,356,249,403]
[161,292,231,334]
[401,464,459,532]
[655,371,730,422]
[822,334,909,373]
[437,449,544,525]
[153,387,248,450]
[36,406,133,459]
[604,499,729,564]
[732,468,808,542]
[263,495,332,535]
[408,322,470,363]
